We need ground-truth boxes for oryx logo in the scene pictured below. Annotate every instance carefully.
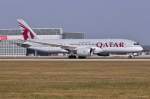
[96,42,124,48]
[18,19,35,40]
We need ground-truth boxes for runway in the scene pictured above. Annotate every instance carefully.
[0,58,150,61]
[0,55,150,61]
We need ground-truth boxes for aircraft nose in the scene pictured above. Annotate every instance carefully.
[139,46,143,51]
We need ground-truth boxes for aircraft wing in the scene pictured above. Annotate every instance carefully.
[28,40,77,50]
[7,39,31,48]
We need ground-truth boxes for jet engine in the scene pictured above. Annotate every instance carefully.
[76,48,92,56]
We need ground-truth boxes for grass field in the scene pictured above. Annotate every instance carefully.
[0,61,150,99]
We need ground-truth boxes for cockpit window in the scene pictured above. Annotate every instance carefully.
[134,42,140,45]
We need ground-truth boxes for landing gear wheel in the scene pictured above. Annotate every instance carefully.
[128,55,135,59]
[78,56,86,59]
[68,55,77,59]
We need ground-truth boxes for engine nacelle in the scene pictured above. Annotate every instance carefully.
[76,48,91,56]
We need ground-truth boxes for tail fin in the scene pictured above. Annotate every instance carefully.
[17,19,38,40]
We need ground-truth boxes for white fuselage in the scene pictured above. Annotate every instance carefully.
[27,39,143,54]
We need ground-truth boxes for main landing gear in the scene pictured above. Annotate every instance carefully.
[68,55,77,59]
[68,55,86,59]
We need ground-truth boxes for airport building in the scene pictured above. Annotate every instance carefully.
[0,28,84,56]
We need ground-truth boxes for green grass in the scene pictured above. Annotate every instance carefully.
[0,61,150,99]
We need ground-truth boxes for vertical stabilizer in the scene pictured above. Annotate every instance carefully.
[17,19,38,40]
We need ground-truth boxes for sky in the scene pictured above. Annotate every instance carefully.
[0,0,150,45]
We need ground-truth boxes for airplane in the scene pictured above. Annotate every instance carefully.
[16,19,143,58]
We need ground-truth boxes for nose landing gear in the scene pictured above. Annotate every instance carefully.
[128,55,134,59]
[128,53,139,59]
